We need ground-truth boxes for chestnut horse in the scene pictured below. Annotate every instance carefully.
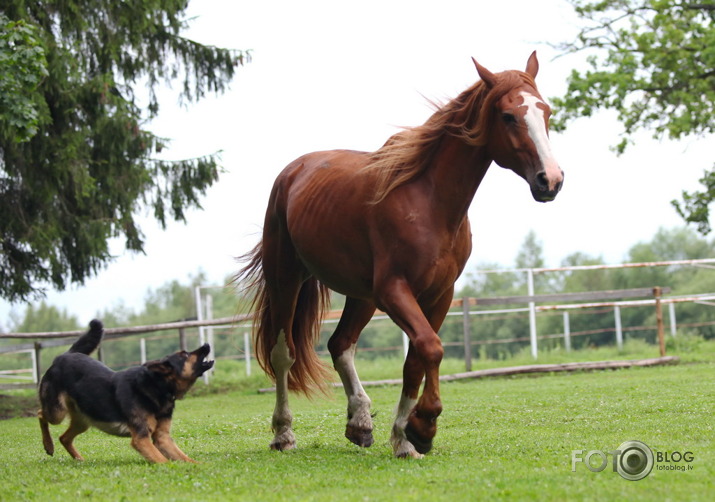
[239,52,563,458]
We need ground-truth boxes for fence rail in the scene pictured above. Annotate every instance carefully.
[4,254,715,390]
[2,285,704,391]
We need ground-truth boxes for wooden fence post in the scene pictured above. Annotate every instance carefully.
[462,296,472,372]
[654,287,666,356]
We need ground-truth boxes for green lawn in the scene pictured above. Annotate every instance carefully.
[0,340,713,501]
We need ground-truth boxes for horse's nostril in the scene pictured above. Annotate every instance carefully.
[535,171,549,190]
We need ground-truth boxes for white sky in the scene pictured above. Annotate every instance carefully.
[1,0,711,328]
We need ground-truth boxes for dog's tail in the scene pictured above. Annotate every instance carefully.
[68,319,104,355]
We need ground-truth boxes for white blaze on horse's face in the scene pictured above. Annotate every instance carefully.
[518,92,563,199]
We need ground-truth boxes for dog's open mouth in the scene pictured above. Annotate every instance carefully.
[194,344,215,375]
[200,359,215,374]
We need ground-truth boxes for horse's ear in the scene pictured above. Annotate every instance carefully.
[472,57,496,88]
[525,51,539,78]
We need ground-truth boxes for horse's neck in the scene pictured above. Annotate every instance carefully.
[425,136,492,231]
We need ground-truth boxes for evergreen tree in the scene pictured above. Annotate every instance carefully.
[0,1,249,301]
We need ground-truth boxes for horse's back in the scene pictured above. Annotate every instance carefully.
[267,149,377,297]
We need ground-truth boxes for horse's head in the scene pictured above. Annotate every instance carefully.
[473,52,564,202]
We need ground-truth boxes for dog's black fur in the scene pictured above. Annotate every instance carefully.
[38,319,214,463]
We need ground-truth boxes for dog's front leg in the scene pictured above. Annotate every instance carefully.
[59,416,89,460]
[152,419,197,463]
[130,428,169,463]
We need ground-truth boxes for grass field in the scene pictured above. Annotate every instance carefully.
[0,339,713,501]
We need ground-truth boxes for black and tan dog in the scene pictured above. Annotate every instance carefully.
[38,319,214,463]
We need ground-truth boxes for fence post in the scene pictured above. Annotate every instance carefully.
[462,296,472,371]
[204,294,214,383]
[195,286,205,347]
[668,302,677,337]
[178,327,187,351]
[140,338,147,364]
[403,332,409,360]
[654,286,666,356]
[614,305,623,350]
[33,341,42,384]
[563,312,571,352]
[244,332,251,376]
[527,269,538,359]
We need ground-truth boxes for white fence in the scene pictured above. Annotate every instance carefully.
[2,258,715,389]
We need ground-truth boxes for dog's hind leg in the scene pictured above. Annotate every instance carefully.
[38,388,68,456]
[152,419,197,463]
[38,410,56,456]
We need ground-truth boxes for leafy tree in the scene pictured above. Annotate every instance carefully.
[0,1,249,302]
[551,0,715,232]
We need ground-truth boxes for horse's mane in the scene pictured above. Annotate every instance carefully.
[365,70,537,204]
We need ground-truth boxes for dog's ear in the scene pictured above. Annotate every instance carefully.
[144,359,173,376]
[153,353,186,376]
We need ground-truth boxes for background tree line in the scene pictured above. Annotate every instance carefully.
[3,226,714,370]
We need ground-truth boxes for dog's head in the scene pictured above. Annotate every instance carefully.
[146,344,215,399]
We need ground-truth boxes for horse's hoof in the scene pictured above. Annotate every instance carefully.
[394,443,425,459]
[405,422,433,454]
[346,425,374,448]
[270,440,296,451]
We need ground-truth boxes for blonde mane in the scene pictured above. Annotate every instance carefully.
[366,70,538,204]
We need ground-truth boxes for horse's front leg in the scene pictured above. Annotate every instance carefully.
[392,344,428,458]
[380,280,446,458]
[328,297,377,448]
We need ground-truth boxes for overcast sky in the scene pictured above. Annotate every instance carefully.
[1,0,711,328]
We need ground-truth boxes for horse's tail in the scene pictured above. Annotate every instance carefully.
[237,242,331,396]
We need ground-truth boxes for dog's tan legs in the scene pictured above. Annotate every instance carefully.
[59,417,89,460]
[152,419,196,463]
[130,434,169,463]
[38,410,55,456]
[130,419,169,464]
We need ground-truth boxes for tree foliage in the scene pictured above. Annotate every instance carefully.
[0,1,249,301]
[551,0,715,233]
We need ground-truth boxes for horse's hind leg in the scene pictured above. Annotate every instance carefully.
[328,297,376,448]
[261,230,306,451]
[270,328,297,451]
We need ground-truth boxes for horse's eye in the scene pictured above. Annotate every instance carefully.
[502,113,517,125]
